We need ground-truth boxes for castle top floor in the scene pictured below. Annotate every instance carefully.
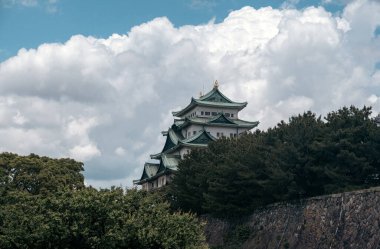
[172,81,247,119]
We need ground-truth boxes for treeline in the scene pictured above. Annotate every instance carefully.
[170,106,380,218]
[0,153,206,249]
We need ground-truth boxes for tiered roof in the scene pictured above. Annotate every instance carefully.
[175,113,259,129]
[172,86,247,117]
[136,128,216,184]
[133,162,159,184]
[135,155,180,184]
[150,129,215,160]
[135,82,259,186]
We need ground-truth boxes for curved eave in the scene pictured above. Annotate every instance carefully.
[161,129,180,152]
[159,146,180,156]
[199,87,244,105]
[199,87,230,101]
[178,118,259,130]
[154,130,215,156]
[157,155,179,173]
[234,121,260,128]
[156,139,210,156]
[181,129,217,143]
[177,142,209,148]
[208,113,236,125]
[194,99,247,109]
[135,168,177,185]
[150,152,162,160]
[152,143,183,158]
[136,163,159,184]
[205,122,259,129]
[172,98,197,117]
[172,98,247,117]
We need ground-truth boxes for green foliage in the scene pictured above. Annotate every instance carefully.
[0,153,207,249]
[170,106,380,218]
[0,153,84,195]
[1,188,207,249]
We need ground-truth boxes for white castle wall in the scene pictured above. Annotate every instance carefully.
[179,125,251,159]
[183,124,250,139]
[181,106,239,119]
[180,147,191,159]
[181,124,203,138]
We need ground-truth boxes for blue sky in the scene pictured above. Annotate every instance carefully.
[0,0,344,62]
[0,0,379,188]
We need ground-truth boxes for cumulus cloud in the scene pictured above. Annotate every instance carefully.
[114,147,126,156]
[0,0,379,188]
[69,144,101,162]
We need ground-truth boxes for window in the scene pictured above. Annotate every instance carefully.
[161,177,165,186]
[231,114,234,118]
[205,112,210,116]
[234,133,237,138]
[193,131,196,135]
[212,112,217,116]
[230,133,233,138]
[217,132,220,137]
[221,133,224,137]
[201,111,204,115]
[225,113,230,117]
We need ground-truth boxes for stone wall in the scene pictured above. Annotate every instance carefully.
[204,187,380,249]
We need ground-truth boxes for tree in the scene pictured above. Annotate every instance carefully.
[0,187,207,249]
[170,148,211,214]
[315,106,380,192]
[0,153,84,196]
[0,153,207,249]
[170,106,380,218]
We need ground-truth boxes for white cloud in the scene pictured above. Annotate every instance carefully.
[12,111,28,125]
[189,0,216,10]
[322,0,357,5]
[0,0,379,188]
[19,0,36,6]
[114,146,126,156]
[69,143,101,162]
[1,0,60,13]
[281,0,301,9]
[1,0,38,7]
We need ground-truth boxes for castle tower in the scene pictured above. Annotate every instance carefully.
[134,82,259,190]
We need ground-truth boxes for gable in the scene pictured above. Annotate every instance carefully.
[209,114,236,125]
[201,90,231,103]
[140,163,159,181]
[161,135,176,152]
[190,132,214,144]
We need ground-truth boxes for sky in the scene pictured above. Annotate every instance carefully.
[0,0,379,188]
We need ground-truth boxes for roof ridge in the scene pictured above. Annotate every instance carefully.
[172,87,248,117]
[198,87,233,103]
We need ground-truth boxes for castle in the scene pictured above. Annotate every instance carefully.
[134,81,259,190]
